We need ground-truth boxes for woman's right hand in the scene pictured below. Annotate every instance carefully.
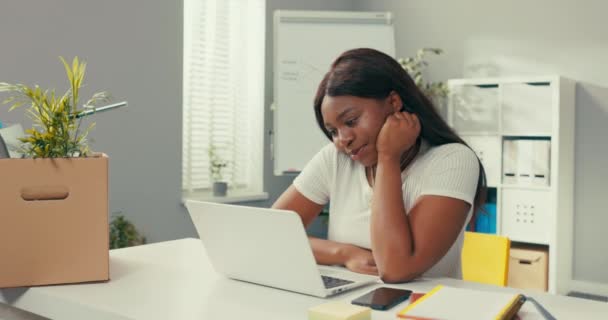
[343,245,379,276]
[376,111,420,162]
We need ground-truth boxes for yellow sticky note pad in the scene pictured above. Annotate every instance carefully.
[308,302,371,320]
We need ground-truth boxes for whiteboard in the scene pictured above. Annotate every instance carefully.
[272,10,395,175]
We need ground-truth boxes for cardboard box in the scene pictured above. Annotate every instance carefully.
[508,246,548,291]
[0,154,109,288]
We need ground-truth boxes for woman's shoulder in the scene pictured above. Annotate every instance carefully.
[418,143,479,169]
[303,143,358,188]
[426,142,476,159]
[316,142,334,154]
[311,143,337,160]
[311,143,354,169]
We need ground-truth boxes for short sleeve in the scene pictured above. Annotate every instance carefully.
[292,143,335,205]
[420,144,480,206]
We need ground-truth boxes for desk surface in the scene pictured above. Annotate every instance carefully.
[1,238,607,320]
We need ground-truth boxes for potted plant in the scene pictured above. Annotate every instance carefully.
[0,56,117,288]
[0,57,112,158]
[209,145,229,196]
[109,212,146,249]
[398,48,449,118]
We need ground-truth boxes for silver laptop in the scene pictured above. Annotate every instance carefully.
[185,200,378,298]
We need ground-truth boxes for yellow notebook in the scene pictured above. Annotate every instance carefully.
[397,285,526,320]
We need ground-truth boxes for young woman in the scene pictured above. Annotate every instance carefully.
[272,48,486,283]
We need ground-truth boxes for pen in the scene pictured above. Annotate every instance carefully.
[71,101,128,119]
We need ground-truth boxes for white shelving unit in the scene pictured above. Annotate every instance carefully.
[447,76,576,294]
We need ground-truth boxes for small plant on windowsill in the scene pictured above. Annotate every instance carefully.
[209,145,229,197]
[397,48,449,118]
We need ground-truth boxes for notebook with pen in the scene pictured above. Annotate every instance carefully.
[397,285,526,320]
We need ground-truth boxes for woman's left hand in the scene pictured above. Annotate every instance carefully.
[376,111,420,161]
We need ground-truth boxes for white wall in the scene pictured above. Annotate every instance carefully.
[0,1,355,243]
[239,0,357,208]
[0,0,193,243]
[353,0,608,290]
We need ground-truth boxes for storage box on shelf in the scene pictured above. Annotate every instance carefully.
[447,76,575,294]
[508,244,549,291]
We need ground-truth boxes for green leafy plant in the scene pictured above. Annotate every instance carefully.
[398,48,449,101]
[208,145,229,182]
[0,56,110,158]
[109,213,146,249]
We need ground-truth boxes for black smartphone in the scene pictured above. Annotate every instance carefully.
[351,287,413,311]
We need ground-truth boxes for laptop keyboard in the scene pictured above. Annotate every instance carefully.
[322,275,354,289]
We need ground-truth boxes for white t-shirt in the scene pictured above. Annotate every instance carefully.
[293,141,480,279]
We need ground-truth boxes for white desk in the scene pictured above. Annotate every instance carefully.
[1,238,607,319]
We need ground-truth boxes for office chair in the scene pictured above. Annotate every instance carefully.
[461,231,511,286]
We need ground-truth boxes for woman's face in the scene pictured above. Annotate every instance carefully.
[320,94,400,167]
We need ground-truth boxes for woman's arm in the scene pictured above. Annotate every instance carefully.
[371,111,472,282]
[273,185,378,275]
[371,155,470,283]
[272,185,324,227]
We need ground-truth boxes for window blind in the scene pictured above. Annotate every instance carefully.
[183,0,265,192]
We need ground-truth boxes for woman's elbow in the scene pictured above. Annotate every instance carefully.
[379,269,420,284]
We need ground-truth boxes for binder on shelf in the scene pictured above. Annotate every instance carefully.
[397,285,526,320]
[516,139,534,185]
[475,203,497,234]
[502,140,518,184]
[532,140,551,186]
[463,136,501,187]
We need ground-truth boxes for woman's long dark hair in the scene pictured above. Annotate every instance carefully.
[313,48,487,214]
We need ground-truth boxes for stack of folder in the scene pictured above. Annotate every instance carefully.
[502,139,551,186]
[397,285,526,320]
